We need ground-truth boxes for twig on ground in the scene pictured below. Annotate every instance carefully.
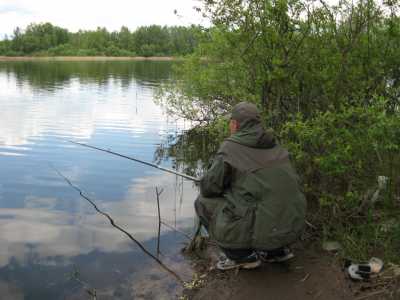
[301,220,321,240]
[305,220,317,230]
[51,164,183,284]
[300,273,311,282]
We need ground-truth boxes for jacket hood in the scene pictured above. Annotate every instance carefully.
[227,120,276,149]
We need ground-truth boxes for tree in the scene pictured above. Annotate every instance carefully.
[117,26,135,51]
[158,0,400,125]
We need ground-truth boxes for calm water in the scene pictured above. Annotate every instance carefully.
[0,61,197,299]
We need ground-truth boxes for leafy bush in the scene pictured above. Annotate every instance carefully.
[0,49,24,56]
[47,44,77,56]
[104,45,135,57]
[75,48,101,56]
[138,44,158,57]
[280,99,400,261]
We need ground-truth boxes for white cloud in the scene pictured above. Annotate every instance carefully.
[0,0,206,38]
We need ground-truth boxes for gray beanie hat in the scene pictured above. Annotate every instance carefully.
[230,102,261,125]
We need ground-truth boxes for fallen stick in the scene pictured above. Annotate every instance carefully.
[300,273,310,282]
[305,220,317,230]
[51,164,183,284]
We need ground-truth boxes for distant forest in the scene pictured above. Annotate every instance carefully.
[0,23,205,57]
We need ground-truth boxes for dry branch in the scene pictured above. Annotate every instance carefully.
[51,164,183,284]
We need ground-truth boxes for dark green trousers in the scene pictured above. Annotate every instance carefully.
[194,195,224,231]
[194,195,255,260]
[194,195,287,261]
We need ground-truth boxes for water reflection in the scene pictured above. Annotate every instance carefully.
[0,71,176,147]
[154,126,223,179]
[0,173,192,264]
[0,61,173,91]
[0,61,196,299]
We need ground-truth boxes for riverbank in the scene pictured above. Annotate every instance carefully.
[0,56,179,61]
[182,238,399,300]
[183,241,351,300]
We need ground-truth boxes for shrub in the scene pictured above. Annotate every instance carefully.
[280,98,400,261]
[104,45,135,57]
[75,48,101,56]
[281,98,399,207]
[47,44,77,56]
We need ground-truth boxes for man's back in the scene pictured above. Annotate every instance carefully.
[208,140,307,250]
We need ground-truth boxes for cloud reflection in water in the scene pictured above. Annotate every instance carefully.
[0,61,197,299]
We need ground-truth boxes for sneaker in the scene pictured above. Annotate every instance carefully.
[216,253,262,271]
[258,247,295,263]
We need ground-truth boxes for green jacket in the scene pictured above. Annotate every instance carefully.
[200,121,307,250]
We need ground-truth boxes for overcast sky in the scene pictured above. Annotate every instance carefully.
[0,0,206,38]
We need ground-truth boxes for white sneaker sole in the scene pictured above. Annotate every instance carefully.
[241,260,262,269]
[217,259,262,271]
[265,252,295,263]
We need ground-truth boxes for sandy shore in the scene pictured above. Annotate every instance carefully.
[0,56,179,61]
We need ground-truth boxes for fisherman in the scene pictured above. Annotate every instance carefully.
[195,102,307,270]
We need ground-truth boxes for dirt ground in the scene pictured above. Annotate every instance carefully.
[182,240,397,300]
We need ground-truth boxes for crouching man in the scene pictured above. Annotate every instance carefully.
[195,102,307,270]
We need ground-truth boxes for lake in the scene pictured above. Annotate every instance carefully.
[0,60,198,299]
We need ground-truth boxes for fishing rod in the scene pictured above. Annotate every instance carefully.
[67,140,200,182]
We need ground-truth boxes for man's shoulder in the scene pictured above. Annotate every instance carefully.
[220,139,287,151]
[217,139,240,154]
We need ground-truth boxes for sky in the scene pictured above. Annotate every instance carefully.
[0,0,206,38]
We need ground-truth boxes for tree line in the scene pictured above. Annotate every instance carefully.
[0,23,205,57]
